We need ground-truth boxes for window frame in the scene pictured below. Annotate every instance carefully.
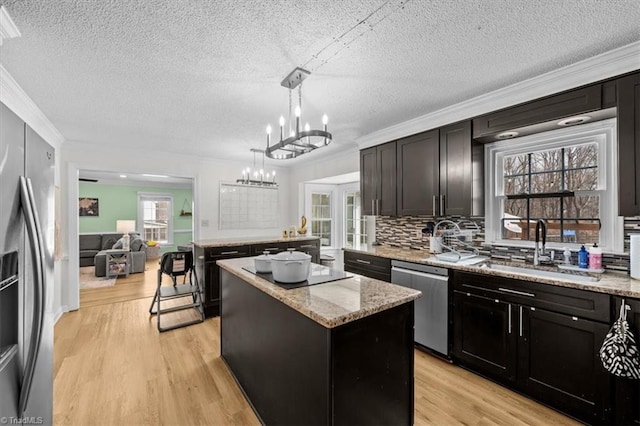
[137,192,174,245]
[485,119,621,252]
[342,183,366,249]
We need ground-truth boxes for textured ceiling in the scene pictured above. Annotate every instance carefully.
[1,0,639,167]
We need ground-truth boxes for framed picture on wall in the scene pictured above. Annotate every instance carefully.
[79,197,99,217]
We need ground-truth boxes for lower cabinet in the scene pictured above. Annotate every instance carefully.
[453,271,613,424]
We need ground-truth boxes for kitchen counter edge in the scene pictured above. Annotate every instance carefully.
[343,247,640,299]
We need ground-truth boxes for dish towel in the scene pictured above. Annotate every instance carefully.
[599,300,640,379]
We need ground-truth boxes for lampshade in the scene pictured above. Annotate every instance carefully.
[116,220,136,233]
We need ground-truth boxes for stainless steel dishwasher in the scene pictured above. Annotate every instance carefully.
[391,260,450,356]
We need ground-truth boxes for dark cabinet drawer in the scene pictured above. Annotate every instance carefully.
[453,271,610,322]
[204,245,251,260]
[289,240,320,263]
[252,242,288,255]
[344,251,391,281]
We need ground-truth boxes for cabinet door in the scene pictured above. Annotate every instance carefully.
[288,240,320,263]
[205,261,218,305]
[396,130,439,216]
[453,291,517,383]
[614,297,640,425]
[343,251,391,282]
[360,147,377,216]
[617,72,640,216]
[440,121,473,216]
[519,307,611,424]
[377,142,397,216]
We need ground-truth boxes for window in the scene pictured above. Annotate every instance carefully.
[486,119,620,251]
[138,193,173,244]
[345,191,366,248]
[310,192,332,247]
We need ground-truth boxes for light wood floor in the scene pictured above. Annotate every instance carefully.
[58,268,581,425]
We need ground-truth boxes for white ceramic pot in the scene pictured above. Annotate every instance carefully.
[254,252,273,273]
[271,250,311,283]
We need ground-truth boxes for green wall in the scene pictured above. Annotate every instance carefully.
[79,182,193,252]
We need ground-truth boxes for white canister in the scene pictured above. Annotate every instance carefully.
[631,234,640,280]
[429,237,443,254]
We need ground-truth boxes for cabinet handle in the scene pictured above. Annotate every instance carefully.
[440,195,445,216]
[372,200,375,215]
[498,287,535,297]
[519,306,523,337]
[508,304,512,334]
[356,259,371,265]
[265,247,279,250]
[221,250,239,255]
[376,199,380,215]
[433,195,437,216]
[298,245,314,248]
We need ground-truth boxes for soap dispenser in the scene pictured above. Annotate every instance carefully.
[589,243,602,270]
[563,247,572,265]
[578,245,589,269]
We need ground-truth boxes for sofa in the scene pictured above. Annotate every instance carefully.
[79,233,124,266]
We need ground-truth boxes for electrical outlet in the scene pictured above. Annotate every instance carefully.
[201,219,210,227]
[416,230,422,239]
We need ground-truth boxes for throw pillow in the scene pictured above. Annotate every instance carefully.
[102,237,118,250]
[130,238,144,252]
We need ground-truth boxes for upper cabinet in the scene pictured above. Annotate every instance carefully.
[360,141,396,216]
[440,121,483,217]
[396,129,439,216]
[472,84,618,143]
[396,122,483,217]
[617,71,640,216]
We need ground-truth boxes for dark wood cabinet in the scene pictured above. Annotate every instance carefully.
[453,291,516,382]
[614,297,640,425]
[396,130,439,216]
[360,141,397,216]
[472,85,602,141]
[452,271,612,424]
[343,251,391,282]
[617,72,640,216]
[519,306,611,423]
[395,122,481,217]
[440,121,483,216]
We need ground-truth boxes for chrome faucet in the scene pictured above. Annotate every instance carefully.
[534,219,552,266]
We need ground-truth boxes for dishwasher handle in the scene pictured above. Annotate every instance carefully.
[391,266,450,281]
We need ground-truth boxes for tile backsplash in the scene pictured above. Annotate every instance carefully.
[375,215,638,274]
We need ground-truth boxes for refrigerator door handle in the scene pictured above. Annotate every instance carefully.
[18,176,46,417]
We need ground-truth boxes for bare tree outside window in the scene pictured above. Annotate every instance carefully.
[502,143,600,244]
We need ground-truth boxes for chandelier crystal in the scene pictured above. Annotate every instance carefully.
[265,67,332,160]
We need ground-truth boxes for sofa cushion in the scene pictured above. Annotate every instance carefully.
[102,236,119,250]
[130,238,144,252]
[112,238,124,249]
[79,234,102,251]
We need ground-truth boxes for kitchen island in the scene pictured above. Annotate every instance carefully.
[217,257,421,425]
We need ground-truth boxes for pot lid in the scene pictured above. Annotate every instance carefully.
[256,251,272,260]
[272,249,311,261]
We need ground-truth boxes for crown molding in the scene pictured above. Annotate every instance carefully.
[357,40,640,149]
[0,6,21,46]
[0,65,65,149]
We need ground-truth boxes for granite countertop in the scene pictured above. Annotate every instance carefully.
[192,236,319,248]
[217,257,422,329]
[344,245,640,299]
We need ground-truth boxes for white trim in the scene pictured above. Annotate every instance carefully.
[357,41,640,149]
[53,305,67,325]
[0,65,65,149]
[66,163,80,311]
[304,183,338,249]
[138,192,174,245]
[0,6,21,45]
[485,119,620,252]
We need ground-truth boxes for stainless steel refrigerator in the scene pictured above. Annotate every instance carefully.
[0,101,54,424]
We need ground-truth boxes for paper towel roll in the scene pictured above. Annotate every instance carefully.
[631,234,640,280]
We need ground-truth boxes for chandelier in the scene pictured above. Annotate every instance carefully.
[238,148,277,187]
[265,67,332,160]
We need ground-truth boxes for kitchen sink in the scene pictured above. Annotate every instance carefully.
[478,263,600,283]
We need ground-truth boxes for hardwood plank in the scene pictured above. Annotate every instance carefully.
[55,290,581,425]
